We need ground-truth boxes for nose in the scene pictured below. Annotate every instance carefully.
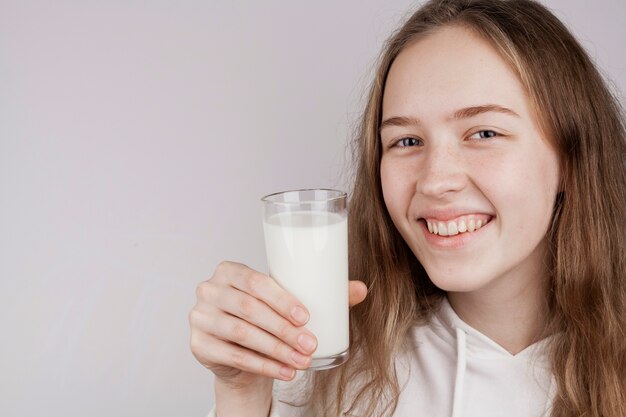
[416,144,467,198]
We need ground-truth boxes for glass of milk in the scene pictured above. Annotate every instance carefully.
[261,189,349,370]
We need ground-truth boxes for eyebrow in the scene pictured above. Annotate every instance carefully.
[380,104,520,131]
[452,104,520,120]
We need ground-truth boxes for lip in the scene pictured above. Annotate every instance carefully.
[417,217,493,249]
[417,207,494,222]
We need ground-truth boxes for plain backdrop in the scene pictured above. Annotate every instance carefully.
[0,1,624,416]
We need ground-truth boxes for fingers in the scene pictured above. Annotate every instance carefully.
[191,330,296,381]
[214,261,310,327]
[349,280,368,307]
[192,261,367,383]
[191,261,318,381]
[215,287,318,355]
[196,309,313,370]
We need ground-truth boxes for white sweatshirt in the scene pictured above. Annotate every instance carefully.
[208,297,555,417]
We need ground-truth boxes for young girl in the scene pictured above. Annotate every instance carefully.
[189,0,626,416]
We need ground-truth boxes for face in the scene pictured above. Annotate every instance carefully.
[380,26,561,294]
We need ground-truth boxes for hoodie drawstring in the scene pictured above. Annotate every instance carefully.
[452,327,467,417]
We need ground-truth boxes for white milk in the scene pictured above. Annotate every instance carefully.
[263,211,349,358]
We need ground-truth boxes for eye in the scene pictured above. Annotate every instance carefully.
[395,137,422,147]
[468,130,499,140]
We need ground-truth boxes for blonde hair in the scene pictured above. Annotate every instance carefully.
[294,1,626,415]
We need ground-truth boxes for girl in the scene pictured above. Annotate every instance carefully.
[189,0,626,416]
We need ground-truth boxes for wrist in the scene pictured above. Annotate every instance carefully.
[214,377,273,417]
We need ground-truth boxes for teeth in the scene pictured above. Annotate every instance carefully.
[425,216,490,237]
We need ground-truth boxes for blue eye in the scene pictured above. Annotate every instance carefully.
[469,130,499,140]
[396,137,421,147]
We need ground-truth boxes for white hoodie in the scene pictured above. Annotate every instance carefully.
[208,297,555,417]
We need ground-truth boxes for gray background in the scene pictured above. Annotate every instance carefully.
[1,1,624,416]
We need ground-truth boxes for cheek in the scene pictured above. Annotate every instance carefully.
[515,147,561,210]
[483,149,560,234]
[380,157,414,220]
[530,153,561,231]
[541,151,562,197]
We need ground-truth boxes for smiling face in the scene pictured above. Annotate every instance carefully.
[380,25,561,294]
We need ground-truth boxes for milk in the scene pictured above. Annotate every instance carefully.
[263,211,349,358]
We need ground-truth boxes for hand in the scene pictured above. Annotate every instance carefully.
[189,261,368,395]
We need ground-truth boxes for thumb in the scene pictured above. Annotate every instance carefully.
[348,280,368,308]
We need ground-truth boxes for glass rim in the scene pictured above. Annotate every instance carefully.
[260,188,347,205]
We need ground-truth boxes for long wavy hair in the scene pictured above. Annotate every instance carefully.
[289,1,626,415]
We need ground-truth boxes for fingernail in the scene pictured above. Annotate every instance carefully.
[291,306,308,324]
[279,366,295,380]
[291,351,310,366]
[297,334,317,353]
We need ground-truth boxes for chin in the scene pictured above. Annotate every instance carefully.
[424,269,493,293]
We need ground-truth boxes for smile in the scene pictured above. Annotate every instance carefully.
[424,214,493,237]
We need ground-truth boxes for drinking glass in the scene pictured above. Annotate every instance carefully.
[261,189,349,370]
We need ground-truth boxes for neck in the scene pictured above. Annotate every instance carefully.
[446,250,550,355]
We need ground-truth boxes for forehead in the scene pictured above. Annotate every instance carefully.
[383,25,530,120]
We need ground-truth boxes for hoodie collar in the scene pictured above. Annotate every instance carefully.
[430,296,551,361]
